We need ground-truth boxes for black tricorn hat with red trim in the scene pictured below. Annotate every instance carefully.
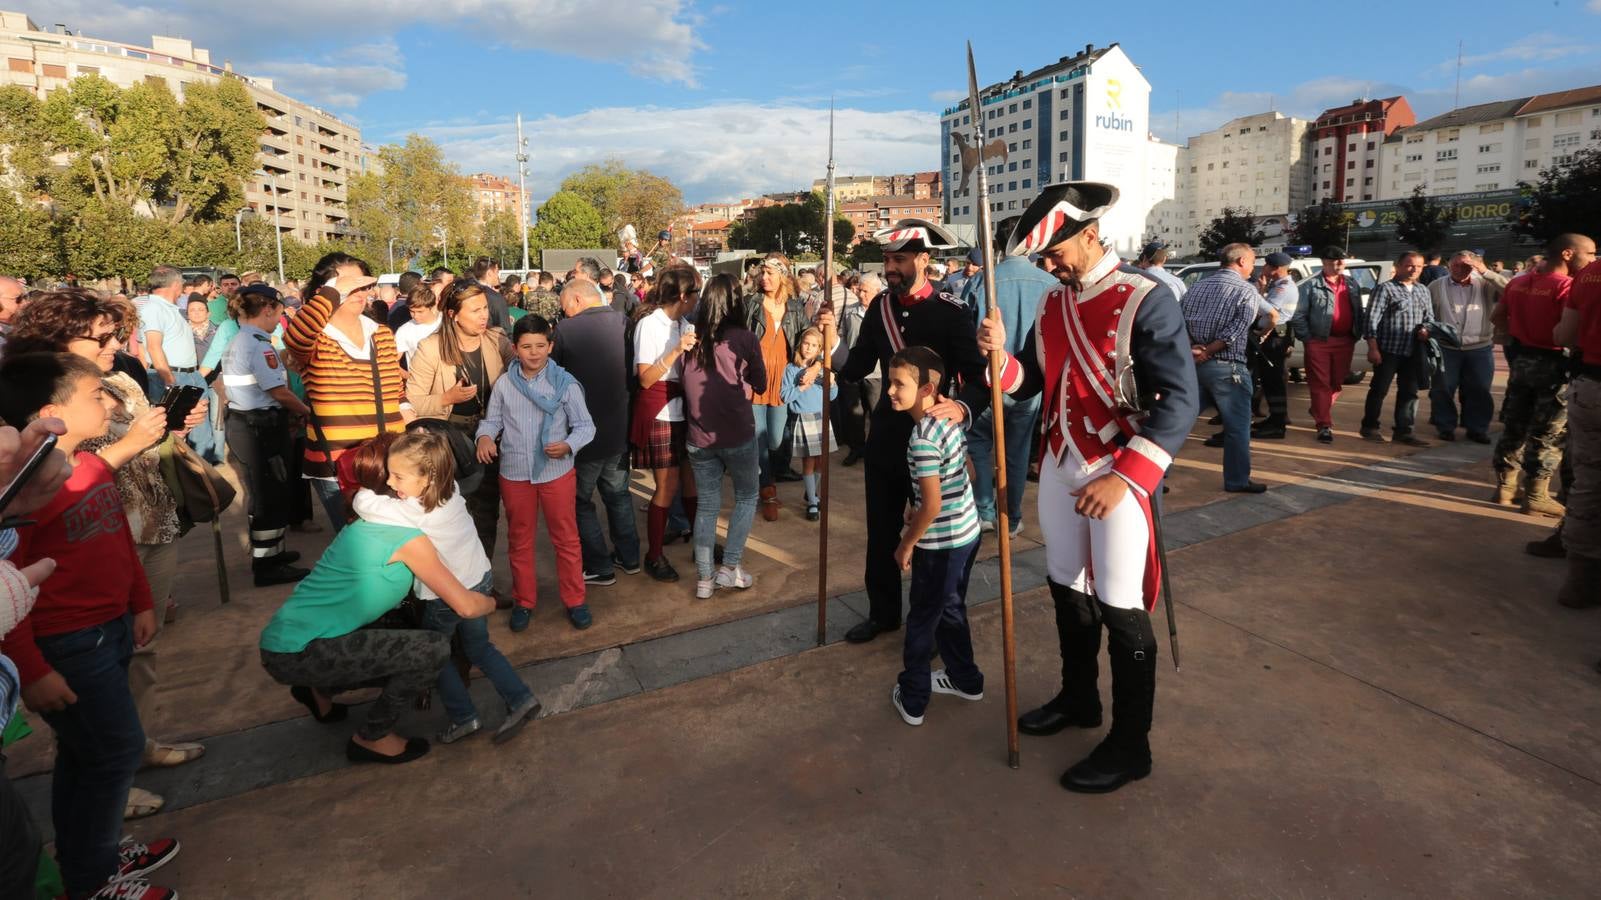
[1005,181,1119,257]
[873,218,958,253]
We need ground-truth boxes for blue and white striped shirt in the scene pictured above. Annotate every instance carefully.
[476,364,596,484]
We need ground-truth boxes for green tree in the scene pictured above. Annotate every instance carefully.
[529,191,607,250]
[0,191,55,280]
[479,210,525,268]
[1290,198,1356,251]
[1395,185,1460,252]
[1511,148,1601,242]
[727,192,853,258]
[559,160,685,245]
[1196,207,1267,258]
[0,85,52,195]
[162,78,265,223]
[347,135,476,267]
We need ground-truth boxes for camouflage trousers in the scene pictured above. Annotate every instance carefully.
[1493,354,1568,479]
[1564,376,1601,560]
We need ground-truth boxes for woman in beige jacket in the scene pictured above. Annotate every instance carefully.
[405,282,514,573]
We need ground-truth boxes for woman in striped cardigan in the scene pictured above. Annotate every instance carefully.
[284,255,411,531]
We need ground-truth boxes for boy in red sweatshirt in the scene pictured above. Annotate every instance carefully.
[0,353,180,900]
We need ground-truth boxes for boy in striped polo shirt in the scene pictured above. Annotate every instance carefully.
[887,346,985,726]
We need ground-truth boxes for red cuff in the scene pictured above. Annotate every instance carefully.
[1112,435,1172,496]
[985,353,1023,393]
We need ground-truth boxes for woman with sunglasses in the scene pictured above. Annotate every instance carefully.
[6,289,210,821]
[283,253,411,532]
[744,253,810,521]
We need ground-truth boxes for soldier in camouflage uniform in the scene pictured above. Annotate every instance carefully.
[1492,234,1596,517]
[1555,244,1601,612]
[526,271,562,322]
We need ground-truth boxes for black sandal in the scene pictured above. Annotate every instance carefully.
[291,686,349,723]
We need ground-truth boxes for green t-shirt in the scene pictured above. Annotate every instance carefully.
[208,295,230,325]
[508,307,528,322]
[259,521,424,653]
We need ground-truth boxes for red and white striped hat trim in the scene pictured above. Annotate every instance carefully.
[1008,193,1116,257]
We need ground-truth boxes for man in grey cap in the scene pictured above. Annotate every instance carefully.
[944,247,983,299]
[1135,240,1187,302]
[1251,251,1299,439]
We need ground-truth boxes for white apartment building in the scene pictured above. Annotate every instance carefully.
[938,43,1177,256]
[1169,111,1310,253]
[0,11,364,244]
[1378,85,1601,199]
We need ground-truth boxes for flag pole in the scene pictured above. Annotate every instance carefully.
[817,99,837,647]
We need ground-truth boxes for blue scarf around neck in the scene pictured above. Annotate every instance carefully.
[506,360,576,477]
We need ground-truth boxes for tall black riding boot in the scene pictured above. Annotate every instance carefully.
[1061,603,1156,793]
[1018,579,1104,736]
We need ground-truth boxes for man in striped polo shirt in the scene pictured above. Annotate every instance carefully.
[886,346,985,726]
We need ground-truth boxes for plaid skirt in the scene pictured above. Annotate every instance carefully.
[632,416,686,469]
[791,410,838,457]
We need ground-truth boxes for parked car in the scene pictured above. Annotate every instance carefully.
[1173,259,1388,378]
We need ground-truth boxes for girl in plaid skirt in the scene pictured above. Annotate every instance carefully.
[781,327,838,521]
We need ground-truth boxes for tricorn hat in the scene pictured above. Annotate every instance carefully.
[873,218,958,253]
[1006,181,1119,257]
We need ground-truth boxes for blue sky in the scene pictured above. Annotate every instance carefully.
[37,0,1601,204]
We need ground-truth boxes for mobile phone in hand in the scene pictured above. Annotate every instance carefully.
[0,432,58,516]
[160,385,205,432]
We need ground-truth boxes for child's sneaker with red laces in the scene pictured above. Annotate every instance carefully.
[90,878,178,899]
[116,836,180,882]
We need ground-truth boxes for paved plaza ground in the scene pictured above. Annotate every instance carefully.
[15,373,1601,898]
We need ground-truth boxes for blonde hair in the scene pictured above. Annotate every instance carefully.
[388,431,457,512]
[793,326,824,365]
[760,253,797,304]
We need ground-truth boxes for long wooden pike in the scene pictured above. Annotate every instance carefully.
[817,99,836,647]
[967,42,1021,769]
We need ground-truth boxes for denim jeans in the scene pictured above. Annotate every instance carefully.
[968,393,1041,524]
[751,402,788,486]
[310,477,346,534]
[574,450,641,576]
[687,438,761,580]
[1361,350,1420,435]
[425,575,533,725]
[35,613,146,897]
[1196,359,1255,490]
[1429,345,1495,435]
[897,540,983,717]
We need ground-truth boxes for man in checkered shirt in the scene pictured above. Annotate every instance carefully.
[1181,243,1266,493]
[1361,251,1434,446]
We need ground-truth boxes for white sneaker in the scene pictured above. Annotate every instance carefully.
[891,685,923,726]
[713,565,753,590]
[90,878,178,899]
[931,668,984,701]
[694,578,715,599]
[979,519,997,533]
[1008,519,1024,539]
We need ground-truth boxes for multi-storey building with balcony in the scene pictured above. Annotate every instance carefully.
[1309,96,1414,204]
[0,11,364,244]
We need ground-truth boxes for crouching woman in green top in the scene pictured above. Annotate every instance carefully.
[259,520,495,764]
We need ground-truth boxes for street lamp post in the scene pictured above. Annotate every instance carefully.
[516,113,531,273]
[234,208,244,252]
[387,237,396,272]
[257,169,285,284]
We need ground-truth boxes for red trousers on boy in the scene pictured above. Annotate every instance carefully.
[501,471,586,610]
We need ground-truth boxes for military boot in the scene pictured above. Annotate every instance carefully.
[1557,555,1601,609]
[1523,476,1565,518]
[1491,469,1519,507]
[1060,604,1156,794]
[1018,580,1104,736]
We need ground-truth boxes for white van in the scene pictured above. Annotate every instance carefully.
[1172,259,1389,376]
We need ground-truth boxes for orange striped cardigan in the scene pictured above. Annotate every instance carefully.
[284,287,406,478]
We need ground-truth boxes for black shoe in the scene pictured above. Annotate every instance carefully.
[1466,431,1491,444]
[262,550,302,566]
[1207,414,1223,425]
[844,619,899,644]
[582,569,617,586]
[254,563,310,587]
[290,685,347,723]
[643,555,679,583]
[1060,743,1152,794]
[1018,703,1102,737]
[1527,532,1567,559]
[1225,481,1268,494]
[1250,425,1286,440]
[776,468,804,483]
[1202,432,1226,448]
[805,504,820,521]
[1436,429,1457,442]
[345,736,430,765]
[1360,427,1385,442]
[1394,432,1430,448]
[1316,427,1334,444]
[842,450,863,467]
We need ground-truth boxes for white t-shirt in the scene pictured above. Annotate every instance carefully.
[394,317,442,362]
[633,308,684,421]
[352,488,491,600]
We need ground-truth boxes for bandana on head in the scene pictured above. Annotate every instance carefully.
[1006,182,1119,258]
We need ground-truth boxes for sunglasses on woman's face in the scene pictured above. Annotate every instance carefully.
[73,331,119,348]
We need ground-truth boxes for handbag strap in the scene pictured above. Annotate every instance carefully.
[368,335,387,429]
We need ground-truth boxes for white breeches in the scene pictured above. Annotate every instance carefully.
[1037,455,1151,611]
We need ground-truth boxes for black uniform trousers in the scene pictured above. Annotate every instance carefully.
[225,406,293,566]
[1254,330,1291,425]
[863,455,914,628]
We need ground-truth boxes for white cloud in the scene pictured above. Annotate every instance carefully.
[34,0,702,100]
[1434,32,1589,74]
[1589,0,1601,12]
[930,89,965,104]
[410,103,940,205]
[253,41,405,109]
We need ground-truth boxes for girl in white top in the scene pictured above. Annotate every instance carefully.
[629,268,699,583]
[352,431,539,745]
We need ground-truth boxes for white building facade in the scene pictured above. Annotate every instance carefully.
[1378,86,1601,200]
[938,43,1177,256]
[1169,111,1310,255]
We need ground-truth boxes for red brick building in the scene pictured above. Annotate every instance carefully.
[1309,97,1415,203]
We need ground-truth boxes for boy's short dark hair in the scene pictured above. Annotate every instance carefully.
[889,345,945,388]
[0,352,103,427]
[512,314,554,342]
